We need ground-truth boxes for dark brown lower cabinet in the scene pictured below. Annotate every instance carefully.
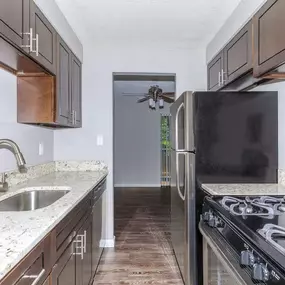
[76,216,92,285]
[51,242,76,285]
[0,179,106,285]
[43,278,50,285]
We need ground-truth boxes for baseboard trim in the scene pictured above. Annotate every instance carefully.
[100,236,115,248]
[114,184,161,188]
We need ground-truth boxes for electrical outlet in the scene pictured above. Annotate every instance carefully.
[39,142,44,156]
[97,135,104,146]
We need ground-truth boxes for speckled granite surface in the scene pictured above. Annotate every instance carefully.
[279,169,285,186]
[3,160,107,187]
[201,183,285,196]
[0,162,108,280]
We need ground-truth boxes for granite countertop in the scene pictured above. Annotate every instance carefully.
[201,183,285,196]
[0,168,107,280]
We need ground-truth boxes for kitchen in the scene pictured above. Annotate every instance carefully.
[0,0,285,285]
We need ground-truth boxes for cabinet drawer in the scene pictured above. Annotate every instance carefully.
[0,235,52,285]
[93,179,106,202]
[55,193,92,259]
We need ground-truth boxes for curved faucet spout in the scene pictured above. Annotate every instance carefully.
[0,139,27,173]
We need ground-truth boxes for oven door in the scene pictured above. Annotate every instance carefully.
[199,222,255,285]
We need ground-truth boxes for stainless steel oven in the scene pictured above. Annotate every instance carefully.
[199,222,255,285]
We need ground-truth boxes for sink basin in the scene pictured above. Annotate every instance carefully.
[0,190,70,211]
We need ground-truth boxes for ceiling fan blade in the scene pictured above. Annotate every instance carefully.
[137,96,150,103]
[161,95,175,103]
[162,92,175,96]
[122,92,149,96]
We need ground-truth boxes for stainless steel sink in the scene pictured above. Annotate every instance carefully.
[0,190,70,211]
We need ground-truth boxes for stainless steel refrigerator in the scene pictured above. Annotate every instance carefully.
[170,91,278,285]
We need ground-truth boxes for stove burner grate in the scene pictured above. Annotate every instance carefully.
[220,196,278,217]
[258,224,285,255]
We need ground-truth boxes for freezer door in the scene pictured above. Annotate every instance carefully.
[171,150,196,285]
[170,91,195,151]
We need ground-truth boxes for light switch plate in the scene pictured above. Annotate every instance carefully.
[39,142,44,156]
[97,135,104,146]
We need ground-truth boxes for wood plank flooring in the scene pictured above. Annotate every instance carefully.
[93,187,184,284]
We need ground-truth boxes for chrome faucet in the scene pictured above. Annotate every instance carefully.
[0,139,27,191]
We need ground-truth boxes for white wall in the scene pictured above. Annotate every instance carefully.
[54,39,207,240]
[0,68,54,172]
[34,0,83,62]
[114,80,173,187]
[206,0,266,62]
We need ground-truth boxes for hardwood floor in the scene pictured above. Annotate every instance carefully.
[93,187,184,284]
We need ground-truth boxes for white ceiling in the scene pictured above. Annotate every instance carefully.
[55,0,242,46]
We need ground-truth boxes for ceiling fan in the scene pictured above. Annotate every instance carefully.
[122,85,175,110]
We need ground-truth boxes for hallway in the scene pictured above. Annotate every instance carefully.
[93,188,183,284]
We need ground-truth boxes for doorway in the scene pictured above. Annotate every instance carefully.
[113,72,176,189]
[94,73,183,284]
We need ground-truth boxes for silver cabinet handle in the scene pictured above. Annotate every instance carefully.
[221,69,226,85]
[218,71,221,86]
[74,111,77,124]
[23,269,45,285]
[21,28,33,52]
[35,34,39,56]
[21,28,39,56]
[83,230,87,253]
[73,230,86,259]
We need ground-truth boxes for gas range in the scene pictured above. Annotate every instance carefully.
[201,195,285,284]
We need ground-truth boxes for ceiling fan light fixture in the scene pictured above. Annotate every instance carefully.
[149,98,154,109]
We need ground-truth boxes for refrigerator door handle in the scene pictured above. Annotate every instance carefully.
[176,152,186,201]
[175,102,184,151]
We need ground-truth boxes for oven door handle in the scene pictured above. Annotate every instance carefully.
[199,222,251,285]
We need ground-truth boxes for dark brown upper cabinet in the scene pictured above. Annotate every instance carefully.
[71,54,82,127]
[207,51,224,91]
[207,20,253,91]
[56,36,82,127]
[253,0,285,77]
[57,35,72,126]
[29,1,57,75]
[0,0,30,50]
[224,20,253,84]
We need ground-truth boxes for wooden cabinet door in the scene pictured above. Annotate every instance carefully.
[71,54,82,127]
[253,0,285,77]
[42,277,50,285]
[56,35,72,126]
[92,196,103,276]
[82,218,92,285]
[224,20,253,84]
[0,0,29,49]
[30,1,57,75]
[207,51,224,91]
[51,243,76,285]
[76,217,92,285]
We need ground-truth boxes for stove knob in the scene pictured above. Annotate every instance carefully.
[202,211,212,222]
[240,251,255,266]
[252,263,270,282]
[208,216,219,228]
